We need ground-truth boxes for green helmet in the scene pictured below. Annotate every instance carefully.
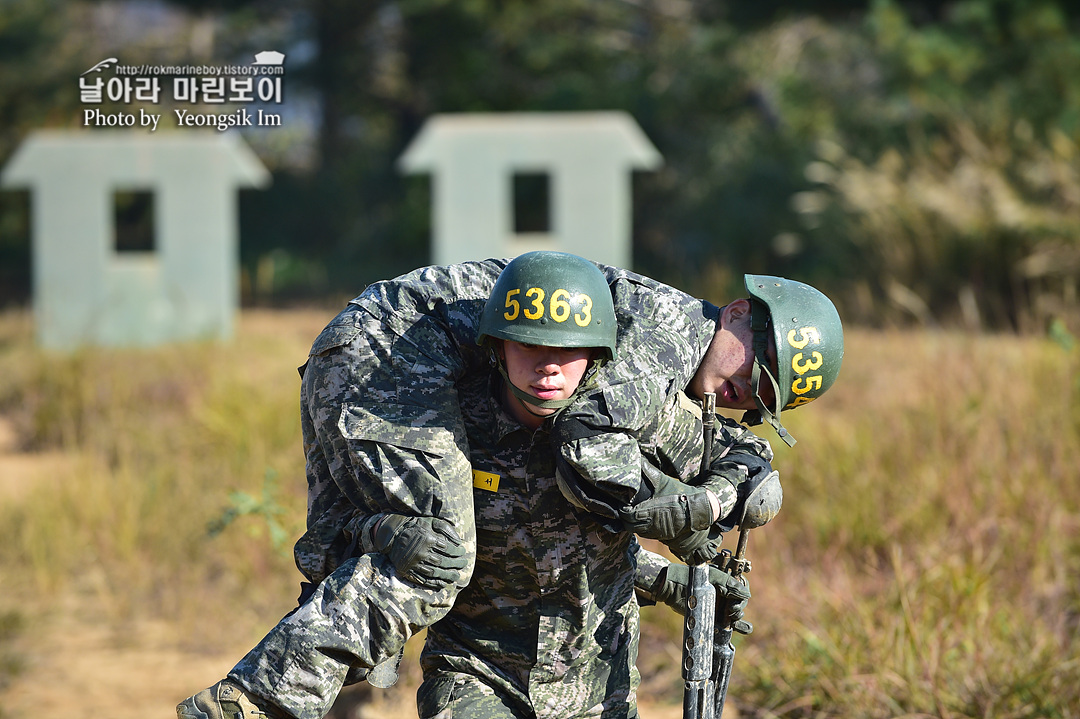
[743,274,844,447]
[477,251,617,360]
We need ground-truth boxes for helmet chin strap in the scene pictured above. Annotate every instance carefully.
[492,350,604,419]
[750,359,794,447]
[496,362,575,411]
[746,298,797,447]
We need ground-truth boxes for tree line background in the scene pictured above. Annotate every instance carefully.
[2,0,1080,335]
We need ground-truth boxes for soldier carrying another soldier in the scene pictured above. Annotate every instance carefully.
[177,251,842,719]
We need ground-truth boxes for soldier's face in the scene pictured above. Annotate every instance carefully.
[695,299,778,411]
[500,340,594,428]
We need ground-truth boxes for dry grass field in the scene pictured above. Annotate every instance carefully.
[0,307,1077,718]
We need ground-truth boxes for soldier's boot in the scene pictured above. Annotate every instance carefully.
[176,679,287,719]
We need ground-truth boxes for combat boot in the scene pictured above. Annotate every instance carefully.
[176,679,286,719]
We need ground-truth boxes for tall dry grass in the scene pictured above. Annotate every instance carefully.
[0,309,329,650]
[683,331,1079,718]
[1,308,1077,717]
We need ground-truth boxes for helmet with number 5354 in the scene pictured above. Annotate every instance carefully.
[477,251,617,360]
[743,274,844,447]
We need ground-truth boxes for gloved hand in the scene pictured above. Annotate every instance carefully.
[621,491,714,540]
[715,466,782,532]
[666,526,724,565]
[372,514,468,590]
[652,562,750,624]
[737,469,783,530]
[619,465,714,541]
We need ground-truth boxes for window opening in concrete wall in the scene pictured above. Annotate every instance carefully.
[114,189,155,253]
[512,172,550,234]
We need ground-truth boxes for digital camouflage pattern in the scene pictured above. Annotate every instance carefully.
[418,373,770,718]
[220,258,773,719]
[557,266,774,526]
[228,302,483,719]
[418,372,641,719]
[228,261,515,718]
[227,261,507,718]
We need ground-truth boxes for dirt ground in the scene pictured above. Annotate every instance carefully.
[0,414,701,719]
[0,610,684,719]
[0,413,238,718]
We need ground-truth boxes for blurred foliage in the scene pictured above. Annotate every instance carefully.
[1,0,1080,333]
[0,307,322,646]
[207,468,295,556]
[0,610,25,704]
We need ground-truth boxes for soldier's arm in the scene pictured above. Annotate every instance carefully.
[349,513,469,591]
[552,411,779,553]
[632,541,749,619]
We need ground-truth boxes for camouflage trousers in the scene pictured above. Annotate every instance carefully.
[416,667,641,719]
[416,587,641,719]
[229,304,477,719]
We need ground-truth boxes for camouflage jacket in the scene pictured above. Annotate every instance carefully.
[418,371,643,719]
[554,265,774,525]
[292,261,503,586]
[419,365,770,718]
[294,259,772,588]
[233,260,773,719]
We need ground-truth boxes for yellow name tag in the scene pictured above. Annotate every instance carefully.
[472,469,500,492]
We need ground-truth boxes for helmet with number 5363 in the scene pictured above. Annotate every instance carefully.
[743,274,844,447]
[477,251,617,360]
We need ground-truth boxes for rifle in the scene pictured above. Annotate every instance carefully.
[683,393,779,719]
[710,520,754,719]
[682,394,717,719]
[681,560,717,719]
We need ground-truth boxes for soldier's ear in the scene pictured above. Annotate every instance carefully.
[720,298,751,328]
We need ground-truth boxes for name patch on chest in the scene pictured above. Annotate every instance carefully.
[472,469,501,492]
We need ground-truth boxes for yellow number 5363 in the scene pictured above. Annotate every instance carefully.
[503,287,593,327]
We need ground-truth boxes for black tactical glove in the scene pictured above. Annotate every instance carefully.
[619,465,714,541]
[372,514,468,590]
[652,562,750,624]
[667,526,724,566]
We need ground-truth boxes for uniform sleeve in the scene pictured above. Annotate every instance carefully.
[700,415,776,525]
[555,431,644,523]
[549,265,722,521]
[294,300,479,589]
[550,333,678,521]
[554,384,778,534]
[631,540,671,606]
[295,260,508,584]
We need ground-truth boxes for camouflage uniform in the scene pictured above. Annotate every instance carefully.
[224,259,771,719]
[417,371,640,719]
[417,364,771,718]
[555,265,774,526]
[228,262,505,719]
